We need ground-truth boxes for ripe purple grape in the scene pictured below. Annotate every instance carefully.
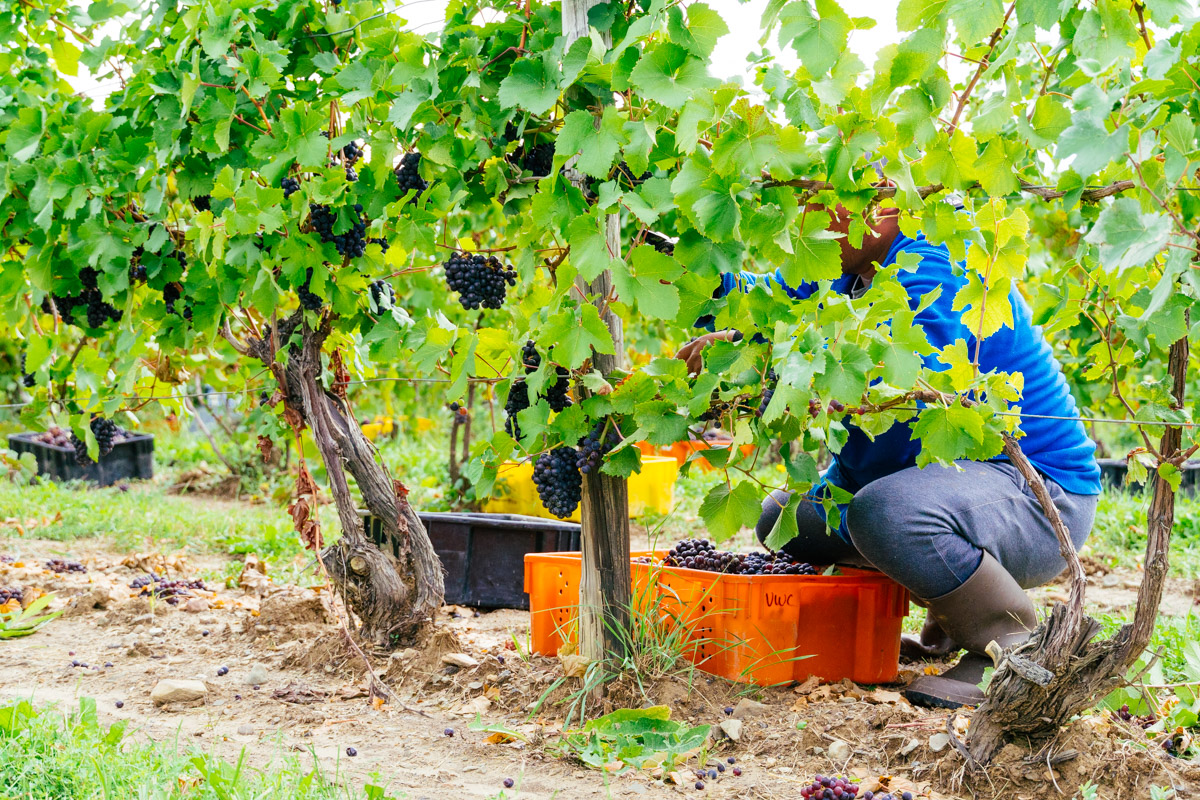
[443,252,516,310]
[532,447,582,519]
[45,558,86,574]
[115,700,124,708]
[576,419,620,475]
[309,203,367,259]
[801,776,868,800]
[443,728,454,737]
[662,539,817,576]
[503,778,514,788]
[346,746,357,757]
[217,666,229,676]
[394,152,427,200]
[368,279,395,312]
[523,142,555,177]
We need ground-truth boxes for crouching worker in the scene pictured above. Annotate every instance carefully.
[675,204,1100,710]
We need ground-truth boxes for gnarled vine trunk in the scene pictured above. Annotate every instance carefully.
[246,312,444,648]
[964,329,1188,763]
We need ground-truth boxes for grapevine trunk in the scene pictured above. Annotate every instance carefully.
[249,313,444,648]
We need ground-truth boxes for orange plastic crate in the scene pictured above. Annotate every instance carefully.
[636,440,757,472]
[524,551,908,686]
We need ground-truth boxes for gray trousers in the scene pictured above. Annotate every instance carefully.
[755,461,1098,600]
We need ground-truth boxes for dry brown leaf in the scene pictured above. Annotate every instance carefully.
[485,731,516,745]
[256,435,275,464]
[793,675,821,695]
[866,689,904,705]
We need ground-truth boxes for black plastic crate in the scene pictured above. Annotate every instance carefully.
[1097,458,1132,491]
[7,432,154,487]
[362,511,581,609]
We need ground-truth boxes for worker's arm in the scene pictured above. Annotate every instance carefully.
[674,329,739,376]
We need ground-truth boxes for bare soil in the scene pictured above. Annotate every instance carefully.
[2,533,1199,800]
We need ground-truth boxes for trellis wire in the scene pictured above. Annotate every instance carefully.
[1,379,1198,429]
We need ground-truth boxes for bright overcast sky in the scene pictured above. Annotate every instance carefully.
[402,0,905,87]
[75,1,906,103]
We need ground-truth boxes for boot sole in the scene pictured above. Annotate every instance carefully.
[904,675,985,710]
[904,686,969,710]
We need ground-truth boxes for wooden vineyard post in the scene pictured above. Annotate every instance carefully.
[562,0,632,666]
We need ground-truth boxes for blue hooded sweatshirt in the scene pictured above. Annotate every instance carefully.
[719,230,1101,515]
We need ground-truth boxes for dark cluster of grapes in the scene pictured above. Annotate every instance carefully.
[43,267,123,330]
[643,231,675,256]
[368,279,395,311]
[739,550,818,575]
[544,367,571,412]
[162,282,191,320]
[281,176,301,198]
[128,259,147,283]
[19,354,35,388]
[443,252,517,310]
[192,194,211,212]
[394,152,427,200]
[576,419,620,475]
[130,573,207,605]
[0,587,24,605]
[448,401,469,421]
[520,339,541,371]
[503,341,572,439]
[80,267,124,328]
[802,777,868,800]
[298,267,324,311]
[808,398,847,418]
[342,140,362,165]
[310,203,367,258]
[45,558,86,574]
[71,417,125,466]
[523,143,555,177]
[663,539,817,576]
[756,370,778,418]
[32,427,73,448]
[804,777,910,800]
[503,381,530,439]
[700,394,734,428]
[532,447,583,519]
[368,236,389,253]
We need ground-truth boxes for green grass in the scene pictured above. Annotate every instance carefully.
[0,480,337,586]
[0,699,406,800]
[1087,489,1200,577]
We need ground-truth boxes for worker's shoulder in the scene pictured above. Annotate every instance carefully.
[887,234,960,288]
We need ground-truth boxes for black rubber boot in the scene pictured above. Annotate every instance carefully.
[904,551,1036,710]
[900,614,959,661]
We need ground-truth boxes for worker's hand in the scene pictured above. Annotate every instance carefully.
[674,330,739,377]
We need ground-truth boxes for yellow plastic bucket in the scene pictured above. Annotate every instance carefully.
[484,455,678,522]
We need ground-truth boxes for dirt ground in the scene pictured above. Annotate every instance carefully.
[2,531,1199,800]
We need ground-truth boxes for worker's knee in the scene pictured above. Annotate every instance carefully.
[844,479,902,560]
[755,489,792,545]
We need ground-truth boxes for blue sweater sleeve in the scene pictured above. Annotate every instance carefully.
[718,270,820,301]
